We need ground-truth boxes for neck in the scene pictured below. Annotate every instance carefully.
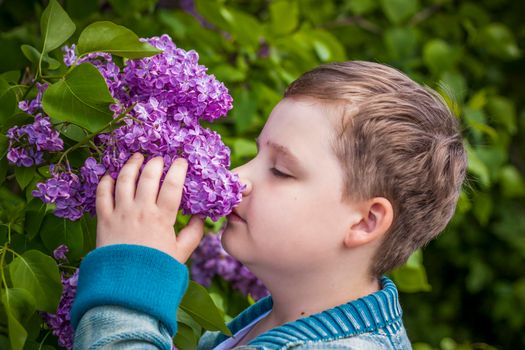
[250,265,380,329]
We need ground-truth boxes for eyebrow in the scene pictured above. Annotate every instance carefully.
[255,137,304,170]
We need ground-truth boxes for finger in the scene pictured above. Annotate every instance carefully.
[115,153,144,206]
[96,173,115,217]
[156,158,188,215]
[135,156,164,204]
[174,216,205,263]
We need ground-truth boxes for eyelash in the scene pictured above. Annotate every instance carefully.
[270,168,291,178]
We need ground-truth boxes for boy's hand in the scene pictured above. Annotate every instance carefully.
[95,152,204,263]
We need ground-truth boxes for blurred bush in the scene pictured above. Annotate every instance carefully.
[0,0,523,349]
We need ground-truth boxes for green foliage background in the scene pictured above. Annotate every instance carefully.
[0,0,524,349]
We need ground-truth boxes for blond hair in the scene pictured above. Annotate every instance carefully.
[284,61,467,277]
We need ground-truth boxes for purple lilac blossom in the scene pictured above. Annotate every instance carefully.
[6,113,63,167]
[18,82,48,114]
[53,244,69,261]
[191,231,269,301]
[8,83,63,167]
[41,245,77,350]
[41,35,242,221]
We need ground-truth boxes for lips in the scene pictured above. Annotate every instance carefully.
[230,209,246,222]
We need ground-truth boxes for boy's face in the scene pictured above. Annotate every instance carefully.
[222,97,363,275]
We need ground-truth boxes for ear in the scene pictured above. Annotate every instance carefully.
[344,197,393,249]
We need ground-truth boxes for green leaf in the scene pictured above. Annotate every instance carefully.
[20,44,61,70]
[194,0,229,29]
[220,8,263,48]
[479,23,521,60]
[66,0,100,20]
[40,0,76,54]
[232,88,257,134]
[15,166,35,190]
[0,112,34,135]
[42,63,115,133]
[306,29,346,62]
[466,258,493,293]
[384,27,418,61]
[465,143,491,188]
[486,96,517,135]
[25,199,48,241]
[177,304,203,334]
[195,1,262,49]
[233,138,257,159]
[472,192,493,226]
[464,108,497,141]
[0,76,17,125]
[77,21,161,58]
[269,0,299,36]
[499,166,525,198]
[347,0,378,15]
[59,122,88,142]
[8,250,62,313]
[25,173,43,203]
[1,70,21,83]
[423,39,456,74]
[40,214,84,261]
[81,214,97,254]
[108,0,158,17]
[0,149,8,186]
[390,250,431,293]
[1,288,36,350]
[380,0,419,24]
[173,322,198,350]
[180,281,232,336]
[0,134,8,158]
[211,64,246,83]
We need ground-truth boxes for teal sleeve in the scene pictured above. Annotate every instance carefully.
[70,244,189,337]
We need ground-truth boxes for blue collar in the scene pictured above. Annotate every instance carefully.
[214,276,403,348]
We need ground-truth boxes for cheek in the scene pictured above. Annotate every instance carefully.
[252,190,321,242]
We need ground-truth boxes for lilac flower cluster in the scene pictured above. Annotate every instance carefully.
[41,245,78,350]
[7,83,63,167]
[8,34,243,221]
[191,231,269,300]
[32,158,105,220]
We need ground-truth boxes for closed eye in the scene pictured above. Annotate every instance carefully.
[270,168,292,178]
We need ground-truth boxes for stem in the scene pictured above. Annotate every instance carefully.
[4,246,23,261]
[56,104,138,168]
[40,74,65,80]
[21,80,37,100]
[1,244,9,290]
[37,51,43,81]
[89,140,103,155]
[38,331,52,350]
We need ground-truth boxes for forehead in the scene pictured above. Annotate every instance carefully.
[259,97,340,160]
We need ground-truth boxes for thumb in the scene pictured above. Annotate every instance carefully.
[175,216,205,263]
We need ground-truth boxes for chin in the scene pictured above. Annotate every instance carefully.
[220,231,252,265]
[220,228,238,255]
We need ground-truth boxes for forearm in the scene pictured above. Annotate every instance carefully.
[74,305,173,349]
[70,244,189,348]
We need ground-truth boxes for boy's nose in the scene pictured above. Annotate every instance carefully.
[232,165,253,196]
[239,177,252,196]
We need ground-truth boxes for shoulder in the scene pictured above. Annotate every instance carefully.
[287,327,412,350]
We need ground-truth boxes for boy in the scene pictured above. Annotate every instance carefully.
[70,61,467,349]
